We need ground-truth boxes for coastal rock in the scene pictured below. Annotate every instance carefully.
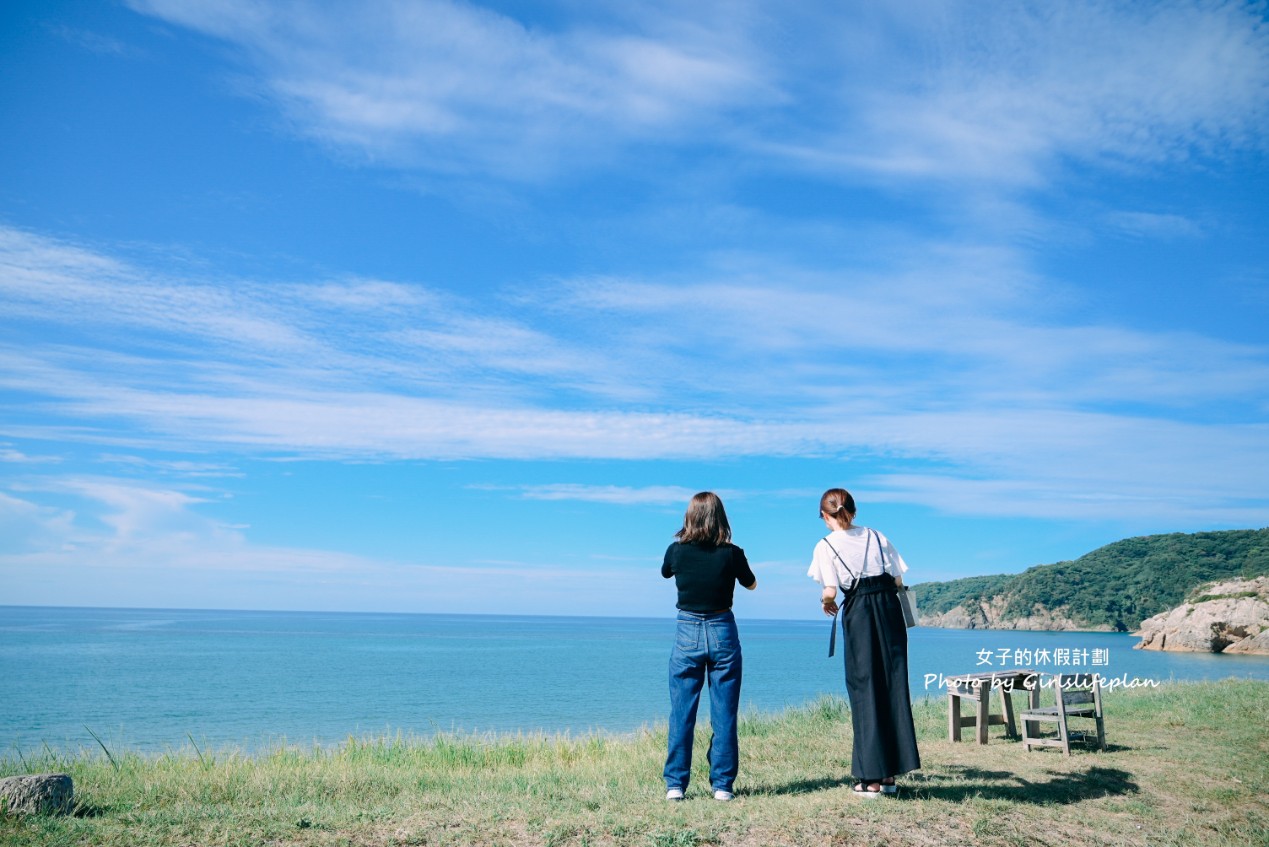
[1223,628,1269,654]
[1134,577,1269,654]
[0,773,74,816]
[919,596,1114,631]
[920,604,977,629]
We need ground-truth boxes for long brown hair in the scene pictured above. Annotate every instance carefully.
[819,488,856,527]
[675,491,732,546]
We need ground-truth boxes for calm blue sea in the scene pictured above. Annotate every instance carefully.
[2,606,1266,756]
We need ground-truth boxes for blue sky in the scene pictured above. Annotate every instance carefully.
[1,0,1267,620]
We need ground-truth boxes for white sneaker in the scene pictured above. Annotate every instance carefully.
[665,788,684,801]
[713,789,734,801]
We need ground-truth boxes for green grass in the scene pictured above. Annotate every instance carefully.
[1189,591,1260,604]
[3,680,1267,846]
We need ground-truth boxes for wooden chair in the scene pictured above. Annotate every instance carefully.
[1020,673,1106,755]
[947,671,1040,744]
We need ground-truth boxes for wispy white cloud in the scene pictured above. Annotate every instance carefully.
[11,227,1269,418]
[2,225,1267,522]
[127,0,776,178]
[0,477,668,613]
[0,490,77,553]
[863,468,1269,528]
[48,23,136,57]
[0,444,61,464]
[500,484,703,506]
[125,1,1268,187]
[95,454,243,478]
[0,476,403,578]
[0,226,641,404]
[1102,210,1204,240]
[550,258,1269,413]
[856,411,1269,522]
[768,1,1269,186]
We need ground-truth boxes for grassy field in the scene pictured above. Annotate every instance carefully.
[2,679,1266,847]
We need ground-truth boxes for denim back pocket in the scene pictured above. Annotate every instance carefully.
[706,618,739,657]
[675,620,701,651]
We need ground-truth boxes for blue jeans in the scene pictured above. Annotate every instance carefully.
[664,609,743,792]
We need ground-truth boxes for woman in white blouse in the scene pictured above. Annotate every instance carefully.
[808,488,921,797]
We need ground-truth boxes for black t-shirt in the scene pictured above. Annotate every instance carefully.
[661,541,757,612]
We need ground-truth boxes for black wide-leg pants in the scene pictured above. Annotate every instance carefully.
[841,574,922,781]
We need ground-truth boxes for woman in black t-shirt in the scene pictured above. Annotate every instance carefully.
[660,491,757,801]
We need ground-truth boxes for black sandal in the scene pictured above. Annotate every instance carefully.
[852,781,882,798]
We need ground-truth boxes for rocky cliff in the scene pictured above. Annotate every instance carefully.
[918,596,1117,631]
[1133,577,1269,654]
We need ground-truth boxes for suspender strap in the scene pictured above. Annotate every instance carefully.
[824,535,860,658]
[869,528,888,570]
[824,530,889,657]
[823,535,860,586]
